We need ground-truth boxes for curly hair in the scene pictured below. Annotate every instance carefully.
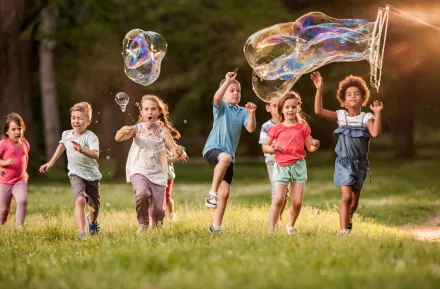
[277,91,308,124]
[336,75,370,107]
[3,113,26,138]
[138,95,181,139]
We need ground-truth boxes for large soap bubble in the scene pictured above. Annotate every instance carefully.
[244,12,376,102]
[122,29,167,86]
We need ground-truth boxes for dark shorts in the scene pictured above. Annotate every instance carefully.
[69,175,100,211]
[334,157,369,191]
[203,148,234,185]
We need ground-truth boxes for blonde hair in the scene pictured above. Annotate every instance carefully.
[277,91,308,124]
[70,102,92,120]
[219,78,240,88]
[138,95,181,139]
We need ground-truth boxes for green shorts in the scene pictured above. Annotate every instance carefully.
[273,159,307,185]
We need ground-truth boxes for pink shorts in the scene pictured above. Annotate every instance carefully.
[165,179,174,202]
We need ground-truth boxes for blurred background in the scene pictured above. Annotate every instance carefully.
[1,0,440,180]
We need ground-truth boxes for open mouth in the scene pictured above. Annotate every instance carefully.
[148,116,153,121]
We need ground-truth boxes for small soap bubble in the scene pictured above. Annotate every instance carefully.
[115,92,129,112]
[106,202,111,207]
[106,156,110,160]
[183,119,187,123]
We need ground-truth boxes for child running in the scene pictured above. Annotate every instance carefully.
[40,102,102,239]
[313,72,383,234]
[165,145,187,222]
[203,70,257,233]
[263,92,320,235]
[115,95,183,233]
[0,113,30,229]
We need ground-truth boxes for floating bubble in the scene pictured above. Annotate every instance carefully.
[97,112,100,115]
[115,92,129,112]
[106,156,110,160]
[183,119,187,124]
[135,102,139,107]
[244,12,376,102]
[106,202,111,207]
[95,120,98,123]
[122,29,167,86]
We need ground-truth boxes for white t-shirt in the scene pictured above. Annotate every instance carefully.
[336,110,374,127]
[126,122,168,186]
[60,130,102,181]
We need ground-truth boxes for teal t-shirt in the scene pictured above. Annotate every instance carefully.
[202,100,249,163]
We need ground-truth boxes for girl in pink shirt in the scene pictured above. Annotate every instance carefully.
[263,92,320,235]
[0,113,30,228]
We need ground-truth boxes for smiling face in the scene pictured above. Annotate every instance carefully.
[281,98,299,122]
[70,111,91,134]
[343,86,364,109]
[223,82,241,105]
[140,99,161,122]
[5,121,23,143]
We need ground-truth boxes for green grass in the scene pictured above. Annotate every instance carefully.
[1,150,440,289]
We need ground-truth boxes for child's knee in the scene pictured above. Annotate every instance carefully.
[218,153,232,164]
[16,199,28,208]
[0,207,10,218]
[135,187,151,200]
[341,195,352,205]
[75,196,86,206]
[292,201,302,211]
[219,190,230,201]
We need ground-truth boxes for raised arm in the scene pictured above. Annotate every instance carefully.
[311,71,337,121]
[245,102,257,133]
[39,143,66,172]
[115,125,136,142]
[213,71,237,107]
[368,100,383,138]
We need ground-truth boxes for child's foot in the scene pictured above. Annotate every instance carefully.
[339,229,350,235]
[76,233,87,240]
[137,224,147,234]
[86,213,100,235]
[205,191,218,208]
[208,225,221,233]
[348,215,353,231]
[170,213,176,222]
[286,224,296,235]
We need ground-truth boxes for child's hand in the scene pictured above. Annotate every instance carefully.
[1,159,14,166]
[225,71,237,83]
[310,71,323,89]
[311,139,320,147]
[245,102,257,114]
[121,125,135,134]
[39,162,53,173]
[0,168,5,177]
[370,100,383,113]
[71,141,82,153]
[270,143,282,153]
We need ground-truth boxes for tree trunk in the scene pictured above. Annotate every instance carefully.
[0,0,39,171]
[40,5,64,166]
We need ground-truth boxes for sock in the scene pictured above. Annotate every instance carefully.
[340,229,350,234]
[212,224,221,230]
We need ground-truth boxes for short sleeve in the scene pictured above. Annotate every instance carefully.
[23,139,30,152]
[336,110,347,125]
[59,131,68,144]
[363,112,375,125]
[302,124,311,138]
[259,124,268,144]
[87,132,100,151]
[267,125,277,140]
[0,140,6,158]
[213,100,225,116]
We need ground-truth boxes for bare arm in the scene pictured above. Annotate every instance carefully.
[72,143,99,160]
[39,144,66,172]
[305,136,320,152]
[115,125,136,142]
[311,71,337,121]
[262,136,282,154]
[245,102,257,133]
[214,71,237,107]
[163,131,179,158]
[368,100,383,138]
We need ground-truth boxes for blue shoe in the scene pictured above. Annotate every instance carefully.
[77,233,87,240]
[86,213,100,235]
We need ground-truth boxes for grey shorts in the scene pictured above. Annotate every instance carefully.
[69,175,100,211]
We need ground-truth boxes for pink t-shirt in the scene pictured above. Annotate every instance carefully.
[267,123,311,167]
[0,138,30,185]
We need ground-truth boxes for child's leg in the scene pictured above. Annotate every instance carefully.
[210,153,232,193]
[85,180,100,225]
[213,180,230,227]
[279,191,288,221]
[0,184,13,224]
[349,189,361,216]
[287,182,305,228]
[339,185,353,230]
[130,174,152,227]
[165,179,174,216]
[150,182,166,226]
[269,184,288,233]
[267,161,287,221]
[11,180,28,227]
[74,196,87,234]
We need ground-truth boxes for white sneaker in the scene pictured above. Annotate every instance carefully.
[209,225,221,233]
[205,191,218,208]
[286,224,296,235]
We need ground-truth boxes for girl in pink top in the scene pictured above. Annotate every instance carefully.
[263,92,320,235]
[0,113,30,228]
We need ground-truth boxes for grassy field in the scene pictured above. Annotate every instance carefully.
[1,151,440,289]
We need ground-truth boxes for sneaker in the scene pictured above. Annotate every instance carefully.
[340,229,350,235]
[286,224,296,235]
[348,216,353,231]
[208,225,221,233]
[205,192,218,208]
[86,213,100,235]
[76,233,87,240]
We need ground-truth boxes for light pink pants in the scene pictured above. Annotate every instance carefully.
[0,180,28,226]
